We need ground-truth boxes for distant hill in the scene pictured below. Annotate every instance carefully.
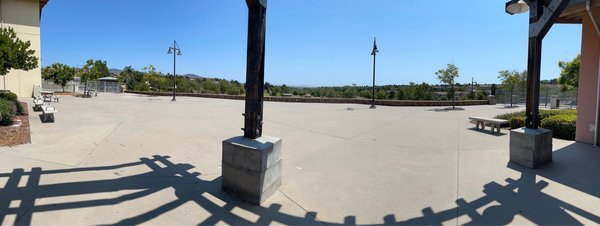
[182,74,205,79]
[109,68,122,74]
[109,68,206,80]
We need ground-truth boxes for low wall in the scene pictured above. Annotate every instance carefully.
[0,103,31,147]
[126,91,489,107]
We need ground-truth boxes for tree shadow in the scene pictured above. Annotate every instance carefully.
[426,107,465,112]
[497,105,521,109]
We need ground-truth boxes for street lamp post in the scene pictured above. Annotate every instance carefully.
[167,40,182,101]
[370,37,379,109]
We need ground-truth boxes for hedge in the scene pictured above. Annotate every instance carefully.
[0,92,17,102]
[509,115,526,129]
[541,114,577,140]
[495,109,577,140]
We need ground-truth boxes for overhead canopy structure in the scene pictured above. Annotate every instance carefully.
[557,0,600,23]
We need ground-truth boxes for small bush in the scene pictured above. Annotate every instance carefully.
[509,116,526,129]
[15,101,25,115]
[496,111,522,121]
[541,114,576,140]
[0,99,14,126]
[0,92,17,102]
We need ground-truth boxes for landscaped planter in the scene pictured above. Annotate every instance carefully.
[0,102,31,147]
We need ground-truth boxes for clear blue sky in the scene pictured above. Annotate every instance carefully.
[40,0,582,86]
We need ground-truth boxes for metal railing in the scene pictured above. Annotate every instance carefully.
[495,88,577,109]
[42,80,122,93]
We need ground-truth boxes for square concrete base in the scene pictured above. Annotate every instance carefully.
[221,136,282,205]
[509,127,552,168]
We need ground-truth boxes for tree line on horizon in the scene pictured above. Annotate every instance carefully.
[39,54,579,102]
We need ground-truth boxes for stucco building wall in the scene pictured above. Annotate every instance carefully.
[576,7,600,144]
[0,0,42,97]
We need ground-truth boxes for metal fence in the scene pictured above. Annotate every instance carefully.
[42,80,122,93]
[496,87,577,109]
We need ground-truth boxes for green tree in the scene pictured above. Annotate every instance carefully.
[142,65,166,91]
[79,59,109,95]
[558,54,580,92]
[490,84,497,96]
[0,27,39,87]
[280,84,290,94]
[498,70,526,107]
[42,63,75,92]
[436,64,459,109]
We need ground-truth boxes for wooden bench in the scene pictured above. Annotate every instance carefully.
[469,117,508,133]
[41,105,57,122]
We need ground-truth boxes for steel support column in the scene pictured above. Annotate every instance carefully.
[526,20,543,128]
[524,0,571,128]
[243,0,267,139]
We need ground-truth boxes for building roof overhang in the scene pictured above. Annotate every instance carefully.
[40,0,48,10]
[39,0,48,19]
[557,0,600,24]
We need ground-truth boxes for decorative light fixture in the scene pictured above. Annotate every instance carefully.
[506,0,529,15]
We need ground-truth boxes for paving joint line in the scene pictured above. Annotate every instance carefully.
[265,119,348,140]
[455,112,461,226]
[278,189,327,225]
[347,109,422,140]
[75,114,130,167]
[182,106,220,143]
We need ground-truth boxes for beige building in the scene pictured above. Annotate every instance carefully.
[0,0,47,97]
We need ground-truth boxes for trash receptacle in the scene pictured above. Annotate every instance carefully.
[550,95,560,109]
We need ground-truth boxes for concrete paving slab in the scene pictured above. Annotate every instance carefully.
[0,93,597,225]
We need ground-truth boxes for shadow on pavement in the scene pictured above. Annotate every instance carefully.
[0,155,323,225]
[0,143,598,225]
[398,143,600,225]
[466,128,508,136]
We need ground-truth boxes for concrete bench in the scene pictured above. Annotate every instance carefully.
[469,117,508,133]
[41,105,57,122]
[32,97,44,111]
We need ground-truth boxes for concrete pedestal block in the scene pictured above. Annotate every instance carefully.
[221,136,282,205]
[487,95,496,105]
[509,128,552,168]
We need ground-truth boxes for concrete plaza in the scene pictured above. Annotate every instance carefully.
[0,93,599,225]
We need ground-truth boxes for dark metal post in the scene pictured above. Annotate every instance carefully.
[545,86,548,107]
[243,0,267,139]
[518,0,570,128]
[525,2,543,128]
[173,42,177,101]
[370,37,378,109]
[168,40,181,102]
[370,54,376,109]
